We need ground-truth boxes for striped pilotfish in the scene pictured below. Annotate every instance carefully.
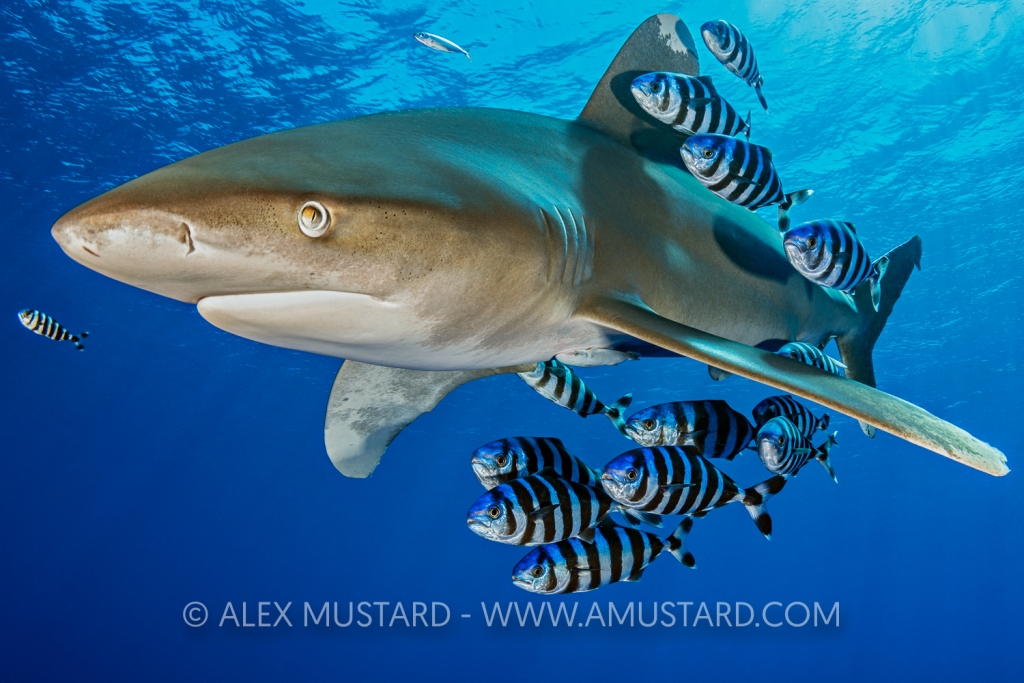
[752,394,830,440]
[517,360,631,433]
[679,134,812,231]
[776,341,846,377]
[18,310,88,350]
[783,219,892,312]
[467,473,661,546]
[757,416,838,482]
[511,518,694,594]
[623,399,755,460]
[700,20,768,112]
[630,72,751,139]
[471,436,601,489]
[601,446,788,539]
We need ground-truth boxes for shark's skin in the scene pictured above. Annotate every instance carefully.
[50,15,1007,477]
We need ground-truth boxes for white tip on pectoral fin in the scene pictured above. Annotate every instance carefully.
[324,360,531,478]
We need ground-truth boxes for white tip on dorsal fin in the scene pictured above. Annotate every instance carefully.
[579,14,700,161]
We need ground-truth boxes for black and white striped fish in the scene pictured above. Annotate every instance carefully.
[623,399,755,460]
[602,446,788,539]
[679,134,812,231]
[784,219,891,311]
[700,20,768,112]
[752,395,830,440]
[631,72,751,139]
[757,417,838,482]
[775,341,846,377]
[518,360,631,433]
[18,310,88,350]
[467,473,661,546]
[511,518,694,594]
[471,436,602,489]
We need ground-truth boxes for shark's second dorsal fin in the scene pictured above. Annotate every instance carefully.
[579,14,700,163]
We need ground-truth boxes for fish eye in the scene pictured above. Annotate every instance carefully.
[642,419,655,430]
[702,148,713,159]
[626,469,638,481]
[777,436,785,446]
[298,200,330,238]
[531,566,544,578]
[651,81,662,93]
[808,236,818,249]
[495,455,508,467]
[488,506,501,519]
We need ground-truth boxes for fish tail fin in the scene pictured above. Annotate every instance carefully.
[868,254,891,312]
[836,235,922,437]
[666,517,696,568]
[744,110,752,140]
[777,189,813,232]
[80,331,89,339]
[603,393,633,434]
[465,51,471,61]
[816,431,839,482]
[817,412,830,433]
[740,475,788,540]
[755,83,768,112]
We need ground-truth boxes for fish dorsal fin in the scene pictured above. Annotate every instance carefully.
[579,14,700,162]
[845,222,857,233]
[696,75,715,89]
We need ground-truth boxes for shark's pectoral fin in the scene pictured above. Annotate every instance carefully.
[578,295,1008,476]
[324,360,532,478]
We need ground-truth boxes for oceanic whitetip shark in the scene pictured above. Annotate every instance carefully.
[51,14,1008,478]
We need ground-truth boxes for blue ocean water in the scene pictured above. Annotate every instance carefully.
[1,0,1022,680]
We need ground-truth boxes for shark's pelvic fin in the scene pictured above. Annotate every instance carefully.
[325,361,533,478]
[578,295,1008,477]
[579,13,699,164]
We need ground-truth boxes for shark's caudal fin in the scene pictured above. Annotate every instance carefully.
[578,294,1008,476]
[837,236,921,390]
[578,14,700,165]
[324,361,532,477]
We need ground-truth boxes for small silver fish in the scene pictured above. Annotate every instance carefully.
[414,32,471,61]
[554,347,639,367]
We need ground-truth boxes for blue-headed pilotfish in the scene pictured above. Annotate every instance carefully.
[623,399,755,460]
[679,134,812,231]
[18,310,87,350]
[700,20,768,111]
[470,436,602,489]
[511,518,694,594]
[752,394,830,440]
[775,341,846,377]
[517,360,631,433]
[783,219,891,312]
[602,446,788,539]
[756,416,838,482]
[631,72,750,139]
[467,473,661,546]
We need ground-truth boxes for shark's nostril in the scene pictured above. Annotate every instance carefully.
[178,222,195,255]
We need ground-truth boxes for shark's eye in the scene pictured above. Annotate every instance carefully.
[702,148,713,159]
[495,455,508,467]
[488,506,501,519]
[531,566,544,578]
[298,200,330,237]
[642,419,655,430]
[626,469,638,481]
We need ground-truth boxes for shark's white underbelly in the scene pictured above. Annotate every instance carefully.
[197,290,616,369]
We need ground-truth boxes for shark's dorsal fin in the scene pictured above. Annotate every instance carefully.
[579,14,700,163]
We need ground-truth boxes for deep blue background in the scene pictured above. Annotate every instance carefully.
[2,1,1021,680]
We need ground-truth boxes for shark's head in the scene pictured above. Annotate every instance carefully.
[51,111,561,367]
